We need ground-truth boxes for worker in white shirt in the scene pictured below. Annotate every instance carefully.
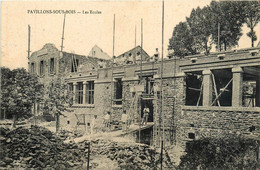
[142,105,150,125]
[121,110,128,131]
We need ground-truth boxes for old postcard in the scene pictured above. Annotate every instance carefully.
[1,0,260,169]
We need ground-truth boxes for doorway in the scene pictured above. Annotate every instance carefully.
[141,99,153,122]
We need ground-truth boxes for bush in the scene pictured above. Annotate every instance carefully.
[178,136,260,170]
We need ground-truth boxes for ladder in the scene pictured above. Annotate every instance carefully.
[71,54,78,72]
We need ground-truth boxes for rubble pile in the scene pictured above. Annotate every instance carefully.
[90,139,175,170]
[0,126,175,169]
[0,126,89,169]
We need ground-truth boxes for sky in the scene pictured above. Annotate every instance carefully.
[1,0,260,70]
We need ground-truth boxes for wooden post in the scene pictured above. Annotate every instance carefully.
[160,140,163,170]
[161,0,165,147]
[196,79,203,106]
[87,142,90,170]
[138,18,143,143]
[212,74,221,106]
[27,25,31,59]
[135,24,136,47]
[60,14,66,52]
[110,14,115,120]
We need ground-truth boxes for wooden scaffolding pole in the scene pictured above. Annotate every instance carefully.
[135,24,137,47]
[211,78,233,106]
[212,73,221,106]
[196,78,203,106]
[60,14,66,52]
[160,0,165,150]
[138,18,143,143]
[111,14,115,116]
[27,25,31,59]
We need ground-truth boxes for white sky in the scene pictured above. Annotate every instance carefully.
[1,0,259,69]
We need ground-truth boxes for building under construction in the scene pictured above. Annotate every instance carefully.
[28,43,260,149]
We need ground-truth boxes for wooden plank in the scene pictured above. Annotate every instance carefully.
[211,78,233,106]
[196,78,203,106]
[212,73,221,106]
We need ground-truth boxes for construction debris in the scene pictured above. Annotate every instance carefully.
[0,126,89,169]
[90,139,175,169]
[0,126,175,169]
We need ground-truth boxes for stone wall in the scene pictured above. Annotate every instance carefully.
[153,76,186,147]
[177,107,260,147]
[59,82,112,132]
[122,80,140,122]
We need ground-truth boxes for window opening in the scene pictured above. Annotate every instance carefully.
[76,82,83,104]
[86,81,94,104]
[50,58,55,74]
[114,78,123,105]
[185,72,203,106]
[40,60,44,76]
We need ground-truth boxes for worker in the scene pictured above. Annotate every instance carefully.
[104,111,111,129]
[91,115,97,135]
[142,105,150,125]
[151,48,159,62]
[121,110,128,131]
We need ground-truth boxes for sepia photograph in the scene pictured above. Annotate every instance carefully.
[1,0,260,169]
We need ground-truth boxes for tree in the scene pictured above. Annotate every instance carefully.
[1,67,43,126]
[186,6,213,54]
[42,78,73,132]
[168,22,199,58]
[210,1,246,51]
[244,1,260,47]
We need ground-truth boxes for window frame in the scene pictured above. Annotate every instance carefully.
[86,81,94,104]
[40,60,44,76]
[50,58,55,74]
[76,82,84,104]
